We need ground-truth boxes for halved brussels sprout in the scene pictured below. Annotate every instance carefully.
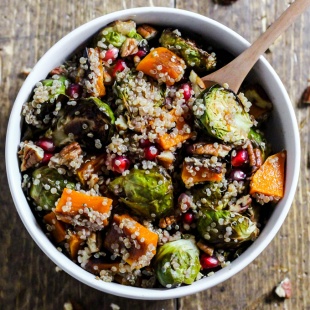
[108,166,173,219]
[22,76,69,129]
[49,97,115,150]
[30,166,75,211]
[154,237,201,287]
[197,209,259,248]
[194,85,253,143]
[192,182,229,211]
[159,29,216,72]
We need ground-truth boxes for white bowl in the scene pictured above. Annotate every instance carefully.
[5,7,300,300]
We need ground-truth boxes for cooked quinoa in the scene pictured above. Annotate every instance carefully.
[18,19,285,288]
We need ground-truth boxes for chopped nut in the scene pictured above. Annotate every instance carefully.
[302,85,310,104]
[59,142,82,161]
[19,141,44,171]
[120,38,139,57]
[187,142,231,157]
[197,239,214,256]
[247,141,263,172]
[87,232,102,253]
[275,277,292,299]
[159,215,177,229]
[137,24,158,40]
[157,151,175,169]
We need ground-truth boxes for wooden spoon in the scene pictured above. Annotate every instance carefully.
[201,0,310,93]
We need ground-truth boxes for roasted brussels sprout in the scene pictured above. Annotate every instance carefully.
[194,85,253,143]
[49,97,115,150]
[29,166,75,211]
[192,182,229,211]
[197,209,259,248]
[96,20,143,48]
[248,128,270,161]
[22,76,69,129]
[154,238,201,287]
[113,69,165,132]
[108,166,173,219]
[159,29,216,72]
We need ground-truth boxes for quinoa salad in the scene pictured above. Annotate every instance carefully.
[18,20,286,288]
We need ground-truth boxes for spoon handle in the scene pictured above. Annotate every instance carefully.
[202,0,310,93]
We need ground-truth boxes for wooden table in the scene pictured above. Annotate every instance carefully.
[1,0,309,309]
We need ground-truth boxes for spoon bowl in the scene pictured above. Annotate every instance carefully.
[201,0,310,93]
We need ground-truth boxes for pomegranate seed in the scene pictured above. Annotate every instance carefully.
[111,155,130,174]
[139,138,151,148]
[229,169,246,181]
[200,254,219,269]
[180,83,192,101]
[103,47,119,62]
[178,193,193,212]
[66,83,83,99]
[134,47,148,58]
[36,138,55,152]
[112,59,126,77]
[41,152,53,165]
[231,149,249,167]
[144,145,159,161]
[183,211,194,225]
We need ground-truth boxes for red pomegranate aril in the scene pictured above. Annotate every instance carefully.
[112,59,126,77]
[41,152,53,165]
[139,138,151,148]
[200,254,219,269]
[111,155,130,174]
[66,83,83,99]
[230,169,246,181]
[180,83,192,101]
[36,138,55,152]
[183,211,194,225]
[231,149,249,167]
[135,48,148,58]
[103,47,119,61]
[144,145,159,161]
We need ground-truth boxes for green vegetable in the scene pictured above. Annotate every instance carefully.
[197,209,259,249]
[154,238,201,287]
[96,20,142,48]
[30,166,75,211]
[50,97,115,150]
[159,29,216,72]
[22,76,69,129]
[248,128,270,161]
[108,166,173,219]
[192,182,229,211]
[194,85,253,143]
[113,69,165,132]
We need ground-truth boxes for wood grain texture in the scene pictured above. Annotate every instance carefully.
[0,0,309,309]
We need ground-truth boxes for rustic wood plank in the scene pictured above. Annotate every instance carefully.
[0,0,309,309]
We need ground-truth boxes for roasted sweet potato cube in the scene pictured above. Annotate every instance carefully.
[104,214,158,269]
[181,162,224,188]
[68,233,84,259]
[136,47,186,86]
[55,189,112,231]
[43,212,66,243]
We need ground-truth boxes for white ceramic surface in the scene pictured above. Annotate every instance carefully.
[5,7,300,300]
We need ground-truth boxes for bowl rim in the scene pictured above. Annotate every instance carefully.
[5,6,300,300]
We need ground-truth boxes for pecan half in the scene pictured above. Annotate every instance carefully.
[187,142,231,157]
[137,24,158,40]
[197,240,214,256]
[159,216,177,229]
[120,38,139,57]
[19,141,44,171]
